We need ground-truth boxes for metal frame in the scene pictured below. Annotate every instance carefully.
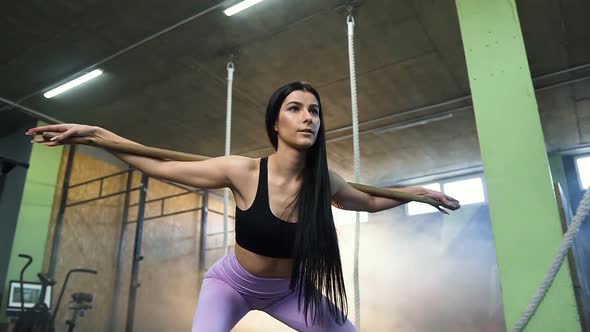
[110,168,133,332]
[125,173,148,332]
[47,149,235,331]
[199,191,208,273]
[48,145,77,278]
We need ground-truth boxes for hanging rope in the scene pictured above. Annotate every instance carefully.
[512,185,590,331]
[223,60,235,256]
[346,11,362,329]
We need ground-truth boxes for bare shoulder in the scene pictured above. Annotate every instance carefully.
[225,155,260,205]
[328,169,346,196]
[224,155,260,185]
[225,155,258,172]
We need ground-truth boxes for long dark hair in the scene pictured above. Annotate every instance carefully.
[265,81,348,325]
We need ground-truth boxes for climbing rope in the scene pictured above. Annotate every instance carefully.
[512,185,590,331]
[346,12,362,329]
[223,61,234,256]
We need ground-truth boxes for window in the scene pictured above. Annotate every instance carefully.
[406,177,486,216]
[575,155,590,190]
[443,177,485,205]
[332,207,368,225]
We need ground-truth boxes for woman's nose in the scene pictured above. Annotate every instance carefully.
[302,109,312,122]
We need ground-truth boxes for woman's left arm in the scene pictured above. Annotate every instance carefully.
[329,170,460,213]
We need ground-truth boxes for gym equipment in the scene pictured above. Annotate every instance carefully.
[9,254,98,332]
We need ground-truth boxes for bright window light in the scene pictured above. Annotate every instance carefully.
[407,183,441,216]
[332,207,368,225]
[576,155,590,190]
[443,177,486,205]
[224,0,265,16]
[43,69,103,98]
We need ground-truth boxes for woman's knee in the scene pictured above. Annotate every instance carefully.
[192,278,250,331]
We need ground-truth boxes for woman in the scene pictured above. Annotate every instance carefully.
[27,82,460,331]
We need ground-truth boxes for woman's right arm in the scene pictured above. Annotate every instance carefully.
[26,124,247,190]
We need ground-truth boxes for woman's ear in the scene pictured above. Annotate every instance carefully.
[274,121,278,132]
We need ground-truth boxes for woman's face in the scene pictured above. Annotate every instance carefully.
[274,90,321,151]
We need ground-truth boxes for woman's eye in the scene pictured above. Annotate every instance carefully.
[289,106,299,111]
[310,108,319,115]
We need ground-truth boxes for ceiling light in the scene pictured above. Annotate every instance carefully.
[224,0,265,16]
[43,69,103,98]
[372,113,454,134]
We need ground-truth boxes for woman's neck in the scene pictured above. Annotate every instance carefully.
[270,145,306,180]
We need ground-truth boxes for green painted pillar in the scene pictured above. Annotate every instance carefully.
[1,126,63,322]
[455,1,580,331]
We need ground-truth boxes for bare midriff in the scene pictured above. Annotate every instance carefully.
[234,243,293,278]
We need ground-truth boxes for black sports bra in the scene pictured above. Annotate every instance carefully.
[235,157,296,259]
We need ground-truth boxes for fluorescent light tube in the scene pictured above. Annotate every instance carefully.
[224,0,265,16]
[44,69,103,98]
[373,113,454,134]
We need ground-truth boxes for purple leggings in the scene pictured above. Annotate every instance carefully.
[192,253,356,331]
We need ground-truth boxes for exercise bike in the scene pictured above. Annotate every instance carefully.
[11,254,98,332]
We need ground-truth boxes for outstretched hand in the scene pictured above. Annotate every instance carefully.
[25,125,463,213]
[413,187,461,214]
[25,124,98,147]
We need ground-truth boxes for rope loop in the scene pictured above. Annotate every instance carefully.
[227,61,235,80]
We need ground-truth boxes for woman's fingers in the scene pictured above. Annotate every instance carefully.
[446,195,460,204]
[28,126,75,146]
[39,141,63,147]
[417,189,459,211]
[26,124,71,135]
[30,137,48,143]
[443,199,460,210]
[435,206,449,215]
[30,137,63,147]
[50,127,76,142]
[435,193,460,210]
[28,124,94,148]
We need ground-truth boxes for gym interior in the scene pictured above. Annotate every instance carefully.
[1,0,589,331]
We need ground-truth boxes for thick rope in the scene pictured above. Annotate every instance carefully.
[347,13,362,329]
[223,61,234,256]
[512,186,590,331]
